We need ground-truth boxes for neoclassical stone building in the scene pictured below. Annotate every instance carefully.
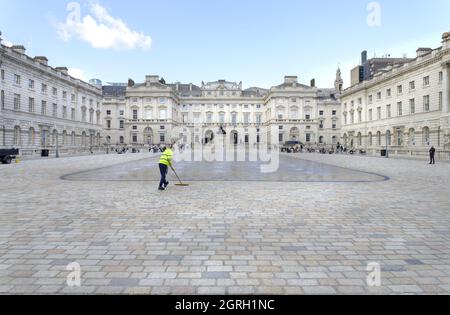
[103,74,342,148]
[0,35,103,158]
[341,31,450,159]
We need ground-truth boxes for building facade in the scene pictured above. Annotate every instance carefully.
[341,31,450,159]
[0,36,103,158]
[103,74,342,149]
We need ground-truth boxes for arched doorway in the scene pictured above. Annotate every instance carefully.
[230,131,238,145]
[289,127,300,141]
[205,130,214,144]
[144,127,153,145]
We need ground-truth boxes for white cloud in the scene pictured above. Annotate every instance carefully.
[68,68,87,81]
[1,36,13,47]
[56,3,152,51]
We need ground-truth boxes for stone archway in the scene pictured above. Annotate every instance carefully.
[230,131,238,145]
[144,127,153,145]
[289,127,300,141]
[205,130,214,144]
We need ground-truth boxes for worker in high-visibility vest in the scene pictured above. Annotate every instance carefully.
[158,145,174,191]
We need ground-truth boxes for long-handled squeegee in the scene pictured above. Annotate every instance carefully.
[170,166,189,187]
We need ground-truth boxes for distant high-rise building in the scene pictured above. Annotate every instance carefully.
[350,50,414,86]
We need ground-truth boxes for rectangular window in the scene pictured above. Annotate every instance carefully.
[106,120,111,129]
[41,84,47,93]
[120,120,124,129]
[28,97,34,113]
[409,81,415,90]
[319,111,324,116]
[369,109,373,121]
[306,134,311,142]
[439,71,443,83]
[377,107,381,120]
[377,92,381,100]
[63,91,67,99]
[256,114,262,124]
[63,106,67,119]
[41,101,47,115]
[28,79,35,89]
[120,110,124,116]
[397,85,403,94]
[133,109,138,120]
[423,76,430,87]
[423,95,430,111]
[409,99,415,114]
[368,95,373,104]
[397,102,402,116]
[14,94,20,111]
[387,104,391,118]
[439,92,443,110]
[106,110,111,116]
[244,113,250,124]
[52,87,57,96]
[387,89,391,97]
[279,133,283,143]
[1,69,4,81]
[160,134,165,143]
[14,74,21,85]
[332,110,337,116]
[53,103,58,117]
[71,94,76,102]
[71,108,75,120]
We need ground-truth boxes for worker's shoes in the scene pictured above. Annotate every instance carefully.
[164,181,169,188]
[158,187,165,191]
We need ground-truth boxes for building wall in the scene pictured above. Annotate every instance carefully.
[341,38,450,158]
[110,76,341,149]
[0,44,103,158]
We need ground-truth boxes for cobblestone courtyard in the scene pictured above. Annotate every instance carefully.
[0,153,449,295]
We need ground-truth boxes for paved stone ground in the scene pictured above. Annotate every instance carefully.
[0,152,449,295]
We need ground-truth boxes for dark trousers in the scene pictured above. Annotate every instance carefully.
[430,155,435,164]
[159,164,169,188]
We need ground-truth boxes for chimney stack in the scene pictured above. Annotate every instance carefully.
[34,56,48,66]
[146,75,159,85]
[416,47,432,58]
[55,67,68,75]
[284,76,298,85]
[11,45,26,54]
[442,31,450,49]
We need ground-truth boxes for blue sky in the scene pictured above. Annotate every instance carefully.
[1,0,449,89]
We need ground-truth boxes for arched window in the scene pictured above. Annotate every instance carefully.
[368,132,373,146]
[119,136,124,144]
[71,132,76,146]
[377,132,381,146]
[62,131,67,146]
[52,130,58,146]
[14,126,21,146]
[422,127,430,145]
[357,132,362,146]
[82,132,87,146]
[386,130,392,146]
[409,129,415,146]
[28,128,35,146]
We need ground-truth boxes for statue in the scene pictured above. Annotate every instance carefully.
[443,32,450,41]
[128,79,135,87]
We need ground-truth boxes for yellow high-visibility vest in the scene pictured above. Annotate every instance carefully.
[159,149,173,166]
